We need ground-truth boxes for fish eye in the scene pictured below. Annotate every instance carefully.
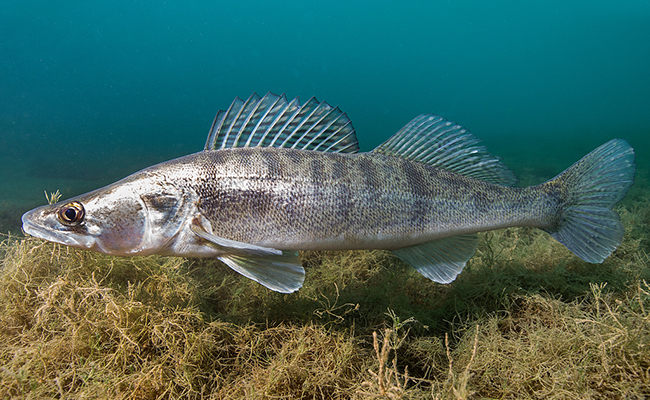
[57,201,85,225]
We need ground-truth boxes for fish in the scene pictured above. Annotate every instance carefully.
[21,92,636,293]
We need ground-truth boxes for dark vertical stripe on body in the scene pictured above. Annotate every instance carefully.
[402,161,430,197]
[261,149,283,178]
[470,190,489,214]
[357,155,381,191]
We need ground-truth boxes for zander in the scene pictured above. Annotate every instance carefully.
[22,93,636,293]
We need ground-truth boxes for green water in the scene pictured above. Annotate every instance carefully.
[1,0,649,233]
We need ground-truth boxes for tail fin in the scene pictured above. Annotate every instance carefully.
[545,139,635,263]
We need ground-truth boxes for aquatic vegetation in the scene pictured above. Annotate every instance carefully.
[1,195,649,398]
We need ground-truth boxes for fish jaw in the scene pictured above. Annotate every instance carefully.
[22,205,101,250]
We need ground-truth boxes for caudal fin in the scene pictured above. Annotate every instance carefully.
[545,139,635,263]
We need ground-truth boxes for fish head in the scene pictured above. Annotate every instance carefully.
[21,173,192,256]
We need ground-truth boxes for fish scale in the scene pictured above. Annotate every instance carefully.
[22,92,636,293]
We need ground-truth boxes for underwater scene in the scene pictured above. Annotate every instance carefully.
[1,1,649,398]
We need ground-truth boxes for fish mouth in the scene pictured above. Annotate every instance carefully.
[21,210,95,249]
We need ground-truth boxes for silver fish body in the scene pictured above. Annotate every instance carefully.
[156,148,554,251]
[22,93,636,293]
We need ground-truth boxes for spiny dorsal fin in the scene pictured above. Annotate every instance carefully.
[205,92,359,153]
[374,114,517,186]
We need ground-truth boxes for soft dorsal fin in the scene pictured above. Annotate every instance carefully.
[374,114,517,186]
[205,92,360,153]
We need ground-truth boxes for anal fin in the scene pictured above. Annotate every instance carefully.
[392,234,478,284]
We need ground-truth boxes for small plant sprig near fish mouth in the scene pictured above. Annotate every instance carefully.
[44,190,62,205]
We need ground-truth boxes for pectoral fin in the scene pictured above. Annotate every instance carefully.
[190,216,304,293]
[392,234,479,284]
[190,216,282,256]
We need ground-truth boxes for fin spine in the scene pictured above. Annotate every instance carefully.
[246,93,283,147]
